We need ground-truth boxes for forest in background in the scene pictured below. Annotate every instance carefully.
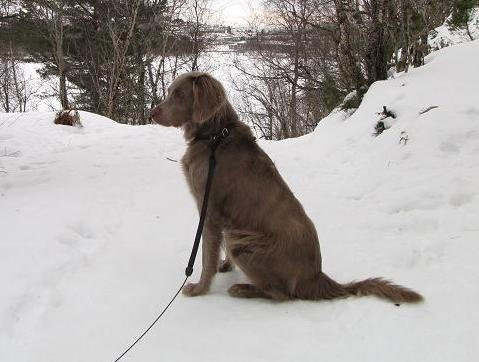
[0,0,477,138]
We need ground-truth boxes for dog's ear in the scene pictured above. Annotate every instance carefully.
[192,74,226,123]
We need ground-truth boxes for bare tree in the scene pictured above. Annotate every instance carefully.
[233,0,335,139]
[145,0,216,108]
[20,0,70,109]
[0,45,38,112]
[0,0,18,20]
[232,0,458,140]
[184,0,214,71]
[104,0,140,119]
[146,0,189,106]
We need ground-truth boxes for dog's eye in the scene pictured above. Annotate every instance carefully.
[173,90,185,100]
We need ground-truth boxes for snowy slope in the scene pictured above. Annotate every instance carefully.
[429,8,479,49]
[1,40,479,362]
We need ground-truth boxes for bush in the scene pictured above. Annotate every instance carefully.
[54,110,82,127]
[450,0,477,28]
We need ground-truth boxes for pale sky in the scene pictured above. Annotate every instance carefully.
[211,0,262,26]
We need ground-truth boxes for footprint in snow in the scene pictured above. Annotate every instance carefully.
[68,222,94,239]
[8,287,52,339]
[465,108,479,117]
[0,133,13,140]
[57,222,97,254]
[31,160,57,166]
[465,130,478,140]
[439,141,460,154]
[449,193,473,207]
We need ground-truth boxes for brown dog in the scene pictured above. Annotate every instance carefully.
[150,72,423,303]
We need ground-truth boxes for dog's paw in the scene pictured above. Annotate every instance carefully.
[228,284,262,298]
[182,282,208,297]
[228,284,247,298]
[218,259,233,273]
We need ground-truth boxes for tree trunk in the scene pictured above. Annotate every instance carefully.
[137,55,146,124]
[334,0,366,94]
[58,68,69,109]
[290,32,300,138]
[398,0,411,72]
[53,2,69,109]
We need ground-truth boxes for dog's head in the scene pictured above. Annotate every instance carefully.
[150,72,226,127]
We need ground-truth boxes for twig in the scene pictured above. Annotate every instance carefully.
[399,135,409,145]
[380,106,396,119]
[1,148,21,157]
[419,106,439,115]
[166,157,178,163]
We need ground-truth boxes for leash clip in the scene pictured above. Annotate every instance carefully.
[210,127,230,147]
[221,127,229,138]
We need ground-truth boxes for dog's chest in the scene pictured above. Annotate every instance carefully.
[181,145,210,200]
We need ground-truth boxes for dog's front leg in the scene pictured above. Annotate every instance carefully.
[183,222,221,297]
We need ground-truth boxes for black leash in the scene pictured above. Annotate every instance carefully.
[113,127,229,362]
[185,127,229,276]
[112,277,188,362]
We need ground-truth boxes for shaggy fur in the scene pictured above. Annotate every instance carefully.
[54,110,82,127]
[150,72,423,304]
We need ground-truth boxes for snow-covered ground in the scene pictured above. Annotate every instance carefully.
[1,39,479,362]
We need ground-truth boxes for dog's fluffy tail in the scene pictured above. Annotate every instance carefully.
[315,273,423,303]
[343,277,423,303]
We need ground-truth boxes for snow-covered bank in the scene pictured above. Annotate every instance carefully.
[1,40,479,362]
[429,8,479,49]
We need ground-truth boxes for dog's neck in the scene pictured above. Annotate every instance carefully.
[183,101,240,143]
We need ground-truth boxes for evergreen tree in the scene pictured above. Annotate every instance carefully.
[450,0,477,40]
